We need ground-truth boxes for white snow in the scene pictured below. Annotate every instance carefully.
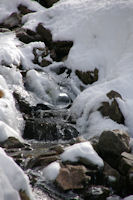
[0,148,33,200]
[61,141,104,168]
[124,196,133,200]
[42,162,61,181]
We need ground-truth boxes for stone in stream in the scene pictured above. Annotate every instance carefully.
[55,164,90,190]
[84,185,110,200]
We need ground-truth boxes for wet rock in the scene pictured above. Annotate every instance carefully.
[18,4,35,15]
[33,47,49,65]
[51,41,73,61]
[23,117,79,141]
[98,90,124,124]
[84,185,110,200]
[119,152,133,175]
[36,23,52,46]
[3,12,21,29]
[103,162,120,190]
[0,137,25,149]
[98,130,130,167]
[26,154,58,169]
[39,0,60,8]
[75,68,98,85]
[19,190,30,200]
[56,164,90,190]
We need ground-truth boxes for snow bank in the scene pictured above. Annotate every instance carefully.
[43,161,61,181]
[0,148,33,200]
[23,0,133,138]
[61,141,104,168]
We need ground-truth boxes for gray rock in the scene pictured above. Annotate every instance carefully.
[119,152,133,175]
[3,12,21,29]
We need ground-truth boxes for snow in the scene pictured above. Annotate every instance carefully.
[61,141,104,168]
[124,196,133,200]
[0,148,33,200]
[42,162,61,181]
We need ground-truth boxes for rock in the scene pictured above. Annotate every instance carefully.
[40,58,52,67]
[119,152,133,175]
[103,162,120,190]
[33,47,49,65]
[37,0,60,8]
[26,154,58,169]
[19,190,30,200]
[36,23,52,46]
[50,41,73,61]
[56,164,90,190]
[98,90,124,124]
[18,4,35,15]
[98,130,130,167]
[13,90,33,115]
[84,186,110,200]
[3,12,21,29]
[75,68,98,85]
[50,65,72,76]
[23,117,79,141]
[0,137,25,149]
[16,28,41,43]
[0,28,11,32]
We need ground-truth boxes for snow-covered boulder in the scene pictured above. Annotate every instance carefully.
[60,141,104,169]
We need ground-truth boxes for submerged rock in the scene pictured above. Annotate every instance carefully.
[84,185,110,200]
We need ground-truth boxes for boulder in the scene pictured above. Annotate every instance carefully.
[75,68,98,85]
[56,164,90,190]
[98,90,124,124]
[84,186,110,200]
[98,130,130,167]
[40,58,52,67]
[50,65,72,76]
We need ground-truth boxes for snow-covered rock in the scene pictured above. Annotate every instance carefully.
[61,141,104,169]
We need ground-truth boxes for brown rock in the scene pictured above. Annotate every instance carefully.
[19,190,30,200]
[98,90,124,124]
[51,40,73,61]
[75,68,98,85]
[40,58,52,67]
[36,23,52,46]
[0,137,25,149]
[56,165,90,190]
[18,4,35,15]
